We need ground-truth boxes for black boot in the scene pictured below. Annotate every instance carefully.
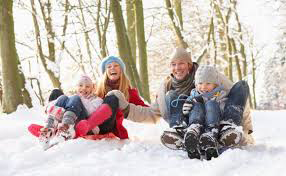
[219,121,242,147]
[184,124,201,159]
[199,127,219,160]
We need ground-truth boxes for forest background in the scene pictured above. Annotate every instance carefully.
[0,0,285,113]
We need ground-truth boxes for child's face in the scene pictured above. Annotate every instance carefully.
[106,62,122,81]
[196,83,217,94]
[77,83,94,97]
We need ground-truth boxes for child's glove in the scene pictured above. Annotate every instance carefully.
[193,96,204,104]
[182,100,193,116]
[106,90,129,110]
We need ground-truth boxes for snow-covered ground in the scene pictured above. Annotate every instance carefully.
[0,106,285,176]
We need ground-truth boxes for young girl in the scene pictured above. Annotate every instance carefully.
[182,65,229,160]
[39,75,103,149]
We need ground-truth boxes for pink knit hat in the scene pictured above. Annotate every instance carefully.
[77,75,93,85]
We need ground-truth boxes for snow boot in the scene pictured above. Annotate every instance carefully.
[56,123,76,141]
[219,122,242,147]
[160,127,185,150]
[38,127,56,150]
[76,104,113,137]
[199,128,219,160]
[184,124,201,159]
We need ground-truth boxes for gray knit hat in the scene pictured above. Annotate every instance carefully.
[170,48,192,64]
[195,65,220,85]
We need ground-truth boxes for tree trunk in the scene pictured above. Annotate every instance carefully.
[30,0,61,89]
[0,0,32,113]
[126,0,137,63]
[134,0,150,102]
[230,38,242,80]
[165,0,188,48]
[213,0,228,75]
[110,0,143,95]
[251,50,257,109]
[173,0,183,30]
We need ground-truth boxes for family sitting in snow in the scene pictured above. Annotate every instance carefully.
[30,48,254,160]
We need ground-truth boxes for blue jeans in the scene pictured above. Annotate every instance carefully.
[188,100,221,131]
[222,80,250,125]
[165,90,185,128]
[55,95,88,121]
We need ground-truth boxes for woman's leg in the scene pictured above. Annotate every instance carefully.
[76,95,119,136]
[98,95,119,134]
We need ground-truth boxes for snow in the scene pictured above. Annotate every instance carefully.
[0,107,285,176]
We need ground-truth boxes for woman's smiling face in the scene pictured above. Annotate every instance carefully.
[106,62,122,81]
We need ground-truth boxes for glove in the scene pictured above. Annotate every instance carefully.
[106,90,129,110]
[182,100,193,116]
[193,96,204,104]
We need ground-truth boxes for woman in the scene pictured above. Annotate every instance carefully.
[76,56,148,139]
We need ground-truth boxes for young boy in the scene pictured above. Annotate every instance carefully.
[183,65,228,160]
[39,75,103,149]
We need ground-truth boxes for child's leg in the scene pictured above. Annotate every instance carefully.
[204,100,221,133]
[55,95,88,139]
[184,102,205,159]
[55,95,88,121]
[199,100,221,160]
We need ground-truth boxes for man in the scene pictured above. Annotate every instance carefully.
[108,48,254,159]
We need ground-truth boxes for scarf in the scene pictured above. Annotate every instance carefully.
[169,63,198,95]
[106,79,120,91]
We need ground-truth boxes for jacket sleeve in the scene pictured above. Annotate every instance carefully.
[240,99,255,145]
[126,98,161,124]
[128,88,149,107]
[242,99,253,134]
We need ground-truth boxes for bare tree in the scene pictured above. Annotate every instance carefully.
[0,0,32,113]
[134,0,150,102]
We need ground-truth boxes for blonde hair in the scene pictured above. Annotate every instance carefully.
[96,71,131,100]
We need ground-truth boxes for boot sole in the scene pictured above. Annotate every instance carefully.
[205,148,219,160]
[219,130,242,147]
[200,135,219,160]
[160,131,184,150]
[185,132,201,159]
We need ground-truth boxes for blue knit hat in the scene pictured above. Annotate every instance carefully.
[99,56,126,74]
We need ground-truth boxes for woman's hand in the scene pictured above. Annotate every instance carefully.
[106,90,129,110]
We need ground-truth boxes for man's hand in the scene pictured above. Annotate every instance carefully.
[106,90,129,110]
[182,100,193,116]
